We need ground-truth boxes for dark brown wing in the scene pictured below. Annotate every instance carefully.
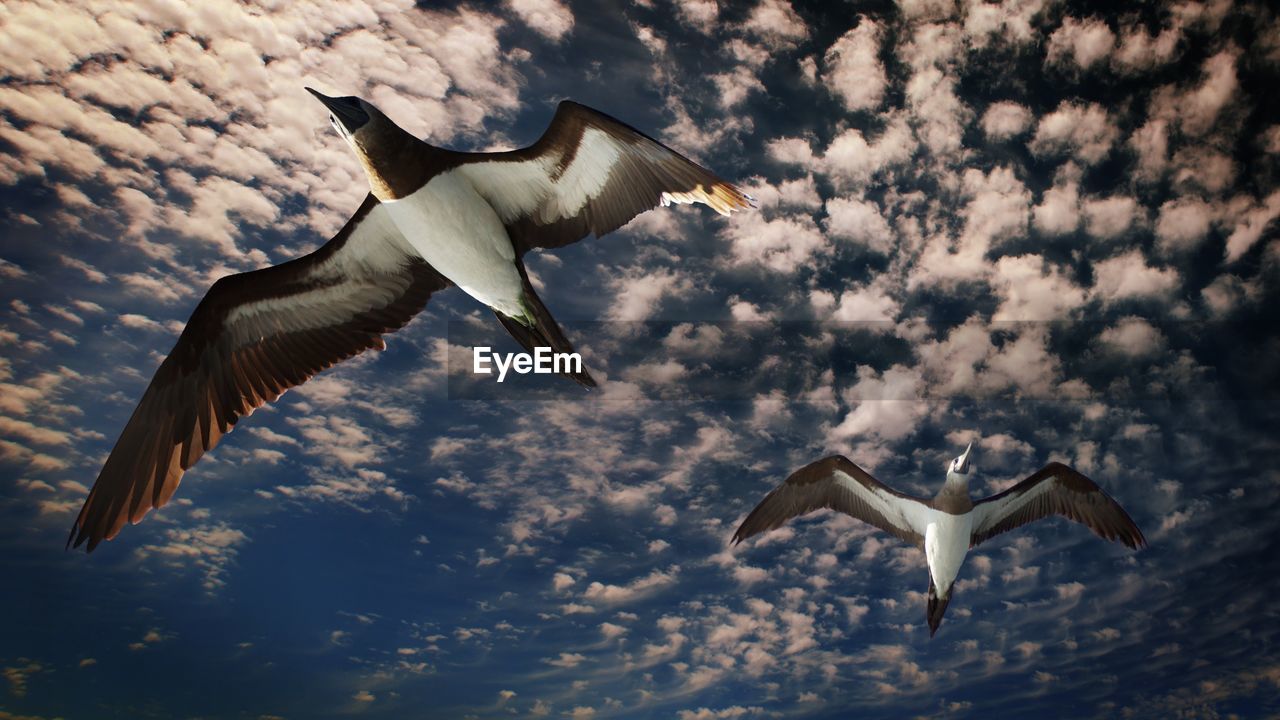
[969,462,1146,549]
[68,195,450,552]
[732,455,931,548]
[455,100,754,255]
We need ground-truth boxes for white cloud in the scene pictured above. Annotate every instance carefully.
[674,0,719,33]
[981,102,1032,141]
[721,209,828,273]
[962,0,1049,48]
[607,268,694,321]
[1175,51,1239,137]
[743,0,808,49]
[1045,17,1116,71]
[1091,250,1179,303]
[825,197,893,253]
[581,566,681,606]
[1033,180,1080,236]
[905,64,970,156]
[1201,274,1259,317]
[1112,24,1181,74]
[991,255,1086,320]
[712,66,766,109]
[1155,197,1216,254]
[1097,317,1166,358]
[822,283,900,324]
[504,0,574,42]
[827,365,926,443]
[1129,119,1169,183]
[821,116,915,187]
[0,2,528,275]
[1082,196,1141,239]
[1223,190,1280,263]
[1028,102,1119,165]
[823,20,886,113]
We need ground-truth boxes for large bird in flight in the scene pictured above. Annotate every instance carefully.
[732,443,1146,636]
[68,91,754,551]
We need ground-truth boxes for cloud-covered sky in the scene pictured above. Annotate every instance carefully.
[2,0,1279,717]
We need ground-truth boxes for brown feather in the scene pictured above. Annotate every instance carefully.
[733,455,929,548]
[67,196,450,552]
[969,462,1146,549]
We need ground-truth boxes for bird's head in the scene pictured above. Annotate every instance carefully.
[307,88,374,142]
[306,88,415,199]
[946,442,975,485]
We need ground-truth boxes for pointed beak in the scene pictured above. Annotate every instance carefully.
[305,87,369,134]
[956,442,973,474]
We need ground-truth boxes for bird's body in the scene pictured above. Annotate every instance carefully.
[924,510,972,596]
[67,89,753,552]
[381,171,526,318]
[733,443,1145,636]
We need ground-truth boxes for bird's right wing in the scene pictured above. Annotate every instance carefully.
[969,462,1146,549]
[732,455,931,547]
[68,195,450,552]
[454,100,755,256]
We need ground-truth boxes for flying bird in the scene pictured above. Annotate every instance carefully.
[732,443,1146,636]
[67,91,754,552]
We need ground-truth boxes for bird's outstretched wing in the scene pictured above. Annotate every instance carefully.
[455,100,755,255]
[733,455,932,547]
[969,462,1146,549]
[68,195,449,552]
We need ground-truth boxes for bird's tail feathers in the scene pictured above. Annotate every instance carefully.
[494,264,596,388]
[927,578,954,638]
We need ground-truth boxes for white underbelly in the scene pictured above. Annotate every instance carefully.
[381,172,525,317]
[924,512,973,593]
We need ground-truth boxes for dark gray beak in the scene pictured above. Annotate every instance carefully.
[305,87,369,134]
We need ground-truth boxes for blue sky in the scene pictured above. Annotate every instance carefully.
[2,0,1280,718]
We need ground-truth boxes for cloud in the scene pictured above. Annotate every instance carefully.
[134,523,250,593]
[1091,250,1179,303]
[822,19,886,113]
[1082,195,1141,239]
[504,0,574,42]
[820,116,915,187]
[1028,102,1119,165]
[1033,178,1080,236]
[720,205,827,274]
[1166,50,1239,137]
[0,1,530,278]
[1097,317,1166,358]
[1155,196,1216,255]
[981,102,1032,141]
[1223,190,1280,262]
[826,365,926,444]
[607,268,694,321]
[824,197,893,253]
[742,0,808,50]
[1113,23,1181,74]
[542,652,587,669]
[1045,17,1116,71]
[581,566,681,606]
[990,255,1086,320]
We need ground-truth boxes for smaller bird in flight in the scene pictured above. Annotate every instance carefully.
[732,443,1146,636]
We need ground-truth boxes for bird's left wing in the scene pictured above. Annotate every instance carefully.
[68,195,450,551]
[732,455,931,548]
[969,462,1146,549]
[454,100,755,255]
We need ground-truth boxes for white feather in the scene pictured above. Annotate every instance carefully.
[382,171,525,317]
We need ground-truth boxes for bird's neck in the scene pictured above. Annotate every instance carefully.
[353,124,436,201]
[935,473,972,504]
